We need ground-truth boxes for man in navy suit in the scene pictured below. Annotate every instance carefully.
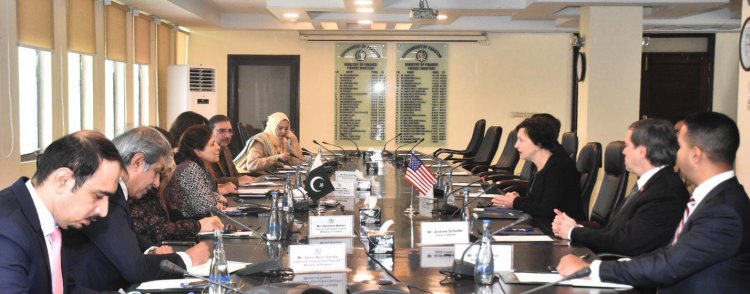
[0,131,123,293]
[551,118,689,256]
[63,127,210,291]
[558,112,750,293]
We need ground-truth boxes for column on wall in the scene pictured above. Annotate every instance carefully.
[577,6,642,146]
[736,4,750,191]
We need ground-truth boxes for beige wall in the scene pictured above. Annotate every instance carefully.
[737,5,750,192]
[714,32,739,120]
[188,30,573,159]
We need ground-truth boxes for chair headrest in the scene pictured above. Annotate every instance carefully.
[576,142,602,172]
[604,141,626,175]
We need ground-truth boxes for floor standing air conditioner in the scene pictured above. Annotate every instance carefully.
[167,65,216,127]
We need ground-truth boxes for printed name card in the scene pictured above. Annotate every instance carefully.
[420,221,470,245]
[292,272,347,294]
[289,244,348,273]
[309,237,354,254]
[453,243,513,272]
[332,171,358,196]
[309,215,354,238]
[420,246,455,268]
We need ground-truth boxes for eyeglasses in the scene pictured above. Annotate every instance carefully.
[216,128,234,135]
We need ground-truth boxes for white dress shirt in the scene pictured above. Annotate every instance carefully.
[26,180,60,292]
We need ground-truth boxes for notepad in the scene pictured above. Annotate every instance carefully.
[243,181,282,187]
[237,187,273,195]
[499,271,633,289]
[136,278,203,290]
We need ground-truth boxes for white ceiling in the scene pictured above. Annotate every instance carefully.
[117,0,742,33]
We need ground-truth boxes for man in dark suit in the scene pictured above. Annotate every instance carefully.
[63,127,210,291]
[558,112,750,293]
[552,118,689,256]
[208,114,256,186]
[0,131,123,293]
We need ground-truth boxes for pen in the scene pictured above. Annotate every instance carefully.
[505,227,533,232]
[161,241,196,247]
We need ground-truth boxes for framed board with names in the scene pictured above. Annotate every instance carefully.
[396,43,448,147]
[334,43,387,146]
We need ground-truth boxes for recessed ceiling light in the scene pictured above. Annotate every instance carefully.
[357,7,374,13]
[354,0,373,5]
[358,20,373,24]
[394,23,412,30]
[283,12,299,18]
[437,14,448,20]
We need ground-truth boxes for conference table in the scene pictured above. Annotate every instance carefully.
[153,152,635,294]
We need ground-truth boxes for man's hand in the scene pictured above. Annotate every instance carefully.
[198,216,225,232]
[557,254,591,277]
[552,209,578,240]
[185,242,211,266]
[151,245,174,255]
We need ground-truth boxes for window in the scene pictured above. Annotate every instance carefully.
[133,64,149,127]
[18,47,52,160]
[68,52,94,133]
[105,60,126,138]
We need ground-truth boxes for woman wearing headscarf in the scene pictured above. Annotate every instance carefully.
[234,112,304,174]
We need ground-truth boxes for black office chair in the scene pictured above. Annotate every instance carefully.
[577,142,602,220]
[473,129,519,176]
[458,126,502,172]
[588,141,629,227]
[434,119,486,161]
[561,132,578,162]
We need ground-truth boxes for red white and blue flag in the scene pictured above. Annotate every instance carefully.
[405,152,437,195]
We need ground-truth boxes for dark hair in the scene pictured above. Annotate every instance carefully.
[682,112,740,166]
[208,115,231,131]
[629,118,678,166]
[174,125,213,169]
[516,117,557,150]
[151,126,176,148]
[33,130,124,191]
[169,111,208,146]
[530,113,562,139]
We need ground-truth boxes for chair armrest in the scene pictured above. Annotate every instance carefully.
[471,165,489,174]
[485,174,521,181]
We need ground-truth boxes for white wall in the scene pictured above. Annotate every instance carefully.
[714,32,739,120]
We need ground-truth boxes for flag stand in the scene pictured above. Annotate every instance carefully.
[403,185,419,216]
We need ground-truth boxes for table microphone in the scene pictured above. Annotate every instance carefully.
[433,177,486,215]
[381,133,403,156]
[312,140,337,156]
[347,138,361,156]
[159,260,243,293]
[322,141,347,159]
[405,138,425,154]
[448,181,497,220]
[210,207,268,241]
[519,266,592,294]
[393,139,419,163]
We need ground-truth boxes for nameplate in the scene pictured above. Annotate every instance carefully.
[289,244,348,273]
[309,215,354,238]
[420,221,469,245]
[453,243,513,272]
[309,237,354,254]
[332,180,357,197]
[292,272,347,294]
[420,246,455,268]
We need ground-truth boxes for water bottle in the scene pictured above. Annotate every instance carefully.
[461,187,473,231]
[446,171,455,206]
[209,229,230,293]
[267,191,282,241]
[474,219,494,285]
[282,176,294,212]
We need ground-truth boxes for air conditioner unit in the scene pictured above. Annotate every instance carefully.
[167,65,216,127]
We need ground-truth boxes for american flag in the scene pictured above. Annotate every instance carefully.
[405,151,437,195]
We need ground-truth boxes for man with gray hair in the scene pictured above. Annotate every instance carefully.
[552,118,689,256]
[63,127,210,292]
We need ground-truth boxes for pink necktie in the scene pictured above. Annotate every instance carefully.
[673,197,696,245]
[50,228,63,294]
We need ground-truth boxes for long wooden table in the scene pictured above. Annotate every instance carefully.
[165,153,635,293]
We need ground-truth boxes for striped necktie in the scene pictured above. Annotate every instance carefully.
[672,197,696,244]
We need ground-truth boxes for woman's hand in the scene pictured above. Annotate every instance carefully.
[491,192,519,208]
[198,216,225,232]
[218,182,238,195]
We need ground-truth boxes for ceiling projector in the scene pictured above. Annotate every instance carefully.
[410,0,438,20]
